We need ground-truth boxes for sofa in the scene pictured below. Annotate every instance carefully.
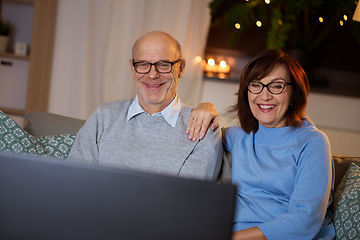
[2,111,360,239]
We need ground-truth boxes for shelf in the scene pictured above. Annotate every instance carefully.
[0,52,30,61]
[0,107,25,116]
[3,0,34,4]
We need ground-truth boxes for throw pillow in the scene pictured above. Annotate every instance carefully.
[0,111,76,158]
[37,134,76,158]
[332,163,360,240]
[0,111,46,155]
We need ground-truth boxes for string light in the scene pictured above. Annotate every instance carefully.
[256,21,262,27]
[265,0,270,4]
[235,23,241,29]
[344,15,348,21]
[319,17,324,23]
[340,20,344,26]
[278,20,283,25]
[195,56,202,63]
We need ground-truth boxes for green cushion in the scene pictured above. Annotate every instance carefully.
[0,111,45,155]
[36,134,76,158]
[0,111,76,158]
[332,163,360,239]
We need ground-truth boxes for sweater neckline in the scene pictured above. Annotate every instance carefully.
[255,124,293,145]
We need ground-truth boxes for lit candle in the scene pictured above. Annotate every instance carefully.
[218,60,230,73]
[204,58,218,72]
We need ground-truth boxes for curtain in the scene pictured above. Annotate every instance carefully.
[49,0,212,119]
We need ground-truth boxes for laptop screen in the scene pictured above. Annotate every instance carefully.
[0,151,236,240]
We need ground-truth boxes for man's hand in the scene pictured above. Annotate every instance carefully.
[186,102,219,141]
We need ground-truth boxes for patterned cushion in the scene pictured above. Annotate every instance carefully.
[37,134,76,158]
[0,111,76,158]
[332,163,360,239]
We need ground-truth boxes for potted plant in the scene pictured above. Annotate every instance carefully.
[209,0,360,57]
[0,19,12,53]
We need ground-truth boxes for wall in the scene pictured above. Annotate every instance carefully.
[201,79,360,156]
[1,1,33,51]
[0,1,34,127]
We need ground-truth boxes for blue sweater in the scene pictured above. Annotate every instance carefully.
[223,120,335,240]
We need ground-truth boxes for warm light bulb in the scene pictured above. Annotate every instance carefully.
[220,61,227,68]
[195,56,202,63]
[340,20,344,26]
[265,0,270,4]
[278,20,283,25]
[256,21,262,27]
[235,23,241,29]
[208,58,215,66]
[344,15,348,21]
[319,17,324,23]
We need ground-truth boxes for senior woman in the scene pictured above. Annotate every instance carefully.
[189,49,335,240]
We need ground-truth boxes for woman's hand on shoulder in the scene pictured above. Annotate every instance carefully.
[186,102,219,141]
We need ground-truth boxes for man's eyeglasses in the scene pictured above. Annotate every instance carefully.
[246,81,292,95]
[132,59,182,74]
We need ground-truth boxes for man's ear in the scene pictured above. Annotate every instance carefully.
[130,58,135,78]
[178,59,186,78]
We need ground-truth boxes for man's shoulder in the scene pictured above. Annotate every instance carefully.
[96,99,134,114]
[89,99,134,123]
[179,103,193,118]
[99,99,133,109]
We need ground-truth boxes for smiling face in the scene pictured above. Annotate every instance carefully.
[130,31,185,115]
[247,63,293,128]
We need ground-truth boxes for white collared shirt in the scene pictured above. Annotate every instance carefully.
[127,95,181,128]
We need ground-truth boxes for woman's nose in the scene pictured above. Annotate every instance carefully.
[259,86,273,100]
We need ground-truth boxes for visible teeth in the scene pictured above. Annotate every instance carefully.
[146,84,161,87]
[259,104,275,109]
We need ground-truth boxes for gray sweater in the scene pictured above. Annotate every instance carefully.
[68,99,222,181]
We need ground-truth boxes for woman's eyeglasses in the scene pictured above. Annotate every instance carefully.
[246,81,292,95]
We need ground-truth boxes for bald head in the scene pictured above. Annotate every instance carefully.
[132,31,183,60]
[130,31,186,115]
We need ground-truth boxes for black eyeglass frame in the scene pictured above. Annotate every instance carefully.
[246,81,293,95]
[132,59,182,74]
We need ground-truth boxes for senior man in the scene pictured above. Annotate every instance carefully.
[69,31,222,181]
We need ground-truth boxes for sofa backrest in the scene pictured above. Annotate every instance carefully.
[23,112,360,191]
[332,155,360,190]
[24,112,86,137]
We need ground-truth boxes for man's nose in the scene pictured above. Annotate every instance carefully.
[148,65,159,78]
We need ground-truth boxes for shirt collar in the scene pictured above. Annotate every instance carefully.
[127,95,181,128]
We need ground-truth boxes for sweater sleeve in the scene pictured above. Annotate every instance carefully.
[178,126,223,181]
[68,109,102,164]
[257,132,334,240]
